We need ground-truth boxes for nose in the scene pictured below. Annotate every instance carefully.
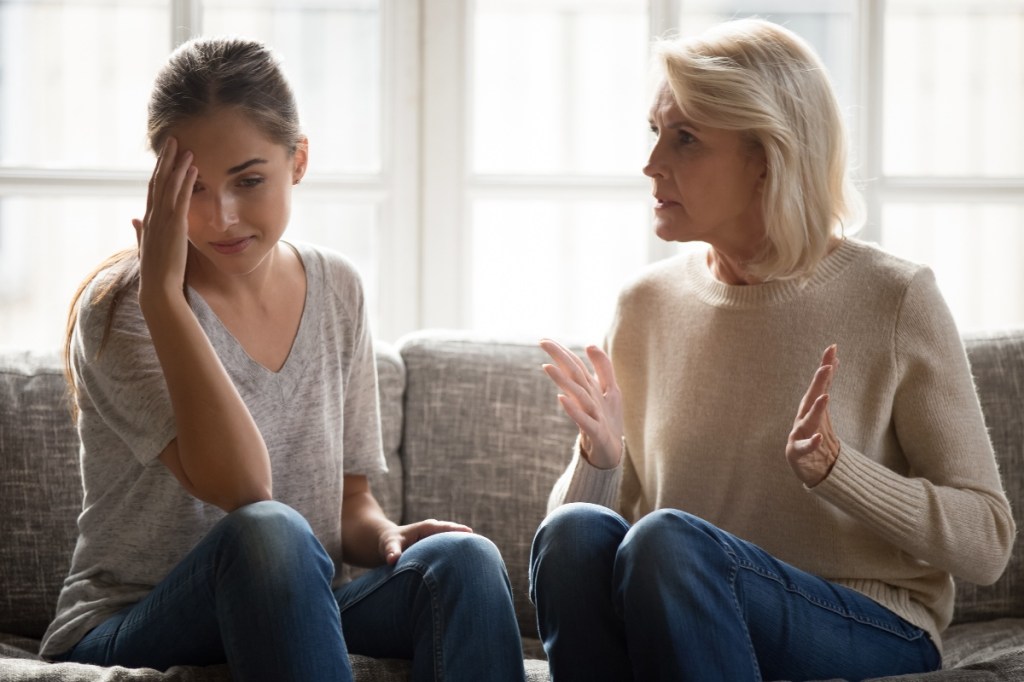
[643,140,666,179]
[210,193,239,231]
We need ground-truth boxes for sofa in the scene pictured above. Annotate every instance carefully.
[2,328,1024,681]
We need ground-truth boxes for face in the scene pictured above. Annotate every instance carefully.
[644,84,767,256]
[168,106,307,280]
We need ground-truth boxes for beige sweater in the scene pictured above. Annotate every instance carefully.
[549,238,1015,650]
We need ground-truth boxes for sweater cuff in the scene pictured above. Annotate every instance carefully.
[811,442,922,538]
[564,436,622,507]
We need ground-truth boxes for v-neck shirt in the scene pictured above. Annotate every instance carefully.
[41,241,387,658]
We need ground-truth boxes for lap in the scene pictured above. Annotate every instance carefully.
[533,504,940,679]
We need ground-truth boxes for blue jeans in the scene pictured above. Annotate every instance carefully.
[529,503,941,682]
[60,501,526,682]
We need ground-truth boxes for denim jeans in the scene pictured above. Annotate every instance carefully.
[529,503,941,682]
[60,501,526,682]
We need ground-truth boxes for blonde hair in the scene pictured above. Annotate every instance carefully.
[655,18,863,280]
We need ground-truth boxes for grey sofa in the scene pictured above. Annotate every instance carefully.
[2,329,1024,681]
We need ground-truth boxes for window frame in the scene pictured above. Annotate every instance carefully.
[0,0,1021,344]
[0,0,420,342]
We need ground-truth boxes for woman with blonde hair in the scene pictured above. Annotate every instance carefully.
[531,18,1014,681]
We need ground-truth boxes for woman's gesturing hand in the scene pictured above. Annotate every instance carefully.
[786,344,842,487]
[378,520,473,566]
[133,137,197,302]
[540,339,624,469]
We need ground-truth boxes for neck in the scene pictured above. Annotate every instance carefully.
[706,247,762,285]
[706,236,844,286]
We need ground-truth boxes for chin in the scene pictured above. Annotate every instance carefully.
[654,222,690,244]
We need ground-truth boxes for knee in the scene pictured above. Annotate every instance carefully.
[397,532,517,614]
[218,501,332,581]
[407,532,509,586]
[530,504,629,599]
[533,503,629,563]
[616,509,729,585]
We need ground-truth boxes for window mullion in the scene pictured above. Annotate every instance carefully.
[171,0,201,47]
[856,0,885,242]
[420,0,470,330]
[646,0,680,264]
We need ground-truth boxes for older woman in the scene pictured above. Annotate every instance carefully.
[530,18,1014,682]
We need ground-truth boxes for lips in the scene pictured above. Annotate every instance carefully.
[654,198,681,209]
[210,236,255,255]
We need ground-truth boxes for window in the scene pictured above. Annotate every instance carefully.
[0,0,1021,352]
[876,0,1024,333]
[0,0,416,349]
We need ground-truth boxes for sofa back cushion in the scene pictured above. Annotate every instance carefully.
[0,345,406,641]
[953,331,1024,623]
[397,329,1024,637]
[366,344,406,527]
[0,353,80,639]
[398,333,579,636]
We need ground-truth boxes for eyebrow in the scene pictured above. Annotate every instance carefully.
[648,118,701,132]
[227,158,268,175]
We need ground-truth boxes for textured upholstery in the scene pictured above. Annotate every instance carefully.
[952,331,1024,624]
[398,331,579,637]
[2,329,1023,681]
[0,353,80,640]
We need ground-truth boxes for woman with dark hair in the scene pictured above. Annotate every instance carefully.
[41,37,526,682]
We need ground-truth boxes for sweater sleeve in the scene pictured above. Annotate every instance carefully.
[547,435,623,514]
[813,268,1016,585]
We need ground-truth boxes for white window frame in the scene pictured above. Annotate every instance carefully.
[1,0,1021,342]
[856,0,1024,243]
[420,0,1024,331]
[0,0,421,342]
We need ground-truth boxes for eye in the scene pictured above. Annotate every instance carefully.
[648,125,660,148]
[678,130,697,146]
[238,176,265,189]
[191,181,205,194]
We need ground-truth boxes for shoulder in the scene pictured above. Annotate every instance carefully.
[289,241,367,305]
[838,239,930,292]
[836,239,959,349]
[75,260,144,355]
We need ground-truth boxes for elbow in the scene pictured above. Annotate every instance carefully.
[219,486,274,514]
[200,481,273,514]
[964,501,1017,586]
[981,520,1017,586]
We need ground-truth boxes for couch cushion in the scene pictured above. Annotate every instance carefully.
[397,332,580,637]
[953,331,1024,624]
[0,352,81,640]
[368,342,405,526]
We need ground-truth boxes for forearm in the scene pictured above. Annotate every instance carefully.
[548,435,622,514]
[142,291,272,510]
[815,444,1015,584]
[341,487,395,568]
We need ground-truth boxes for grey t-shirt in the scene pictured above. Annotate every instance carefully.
[40,242,387,657]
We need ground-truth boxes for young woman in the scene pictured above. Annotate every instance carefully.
[530,19,1015,681]
[41,37,526,682]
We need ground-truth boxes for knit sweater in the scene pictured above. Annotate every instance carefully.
[548,238,1015,650]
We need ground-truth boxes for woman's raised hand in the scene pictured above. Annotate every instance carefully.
[133,137,197,302]
[786,344,842,487]
[540,339,624,469]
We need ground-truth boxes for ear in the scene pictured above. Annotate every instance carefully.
[292,137,309,185]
